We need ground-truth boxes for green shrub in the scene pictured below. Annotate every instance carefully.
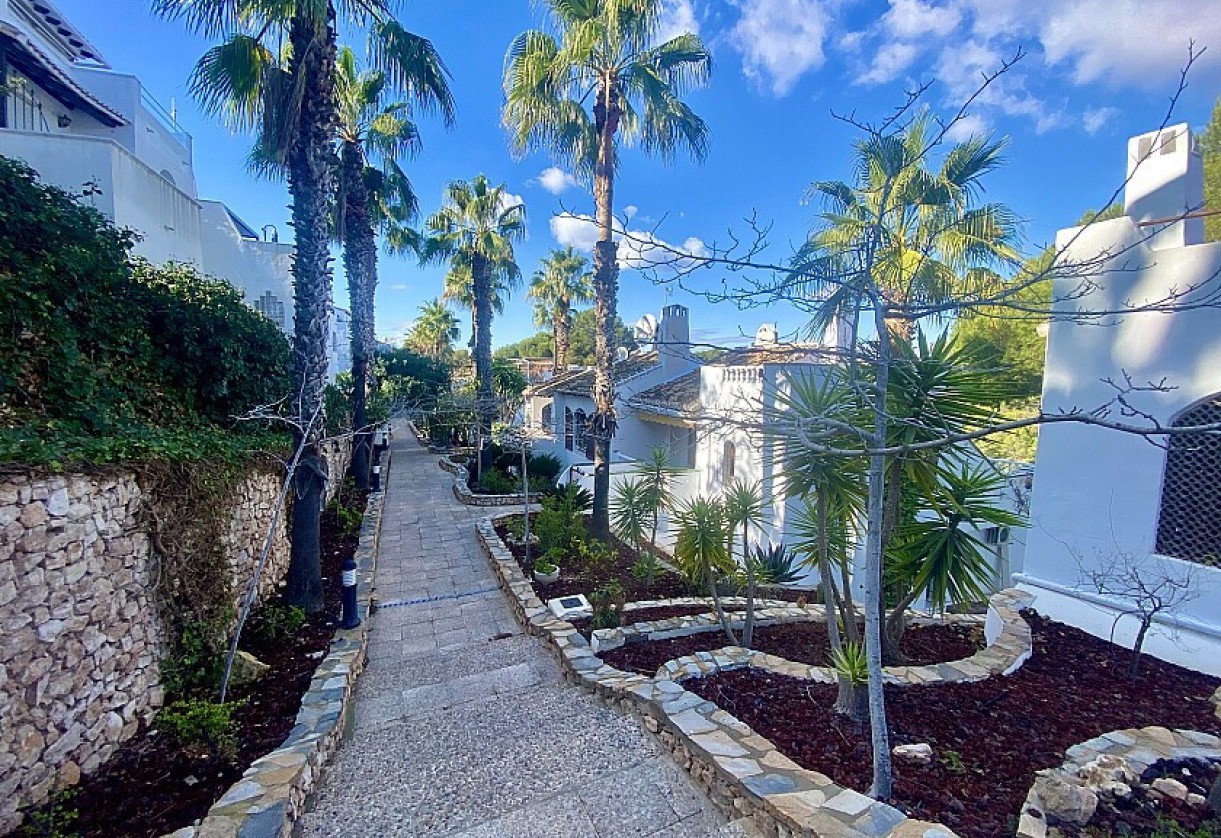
[21,787,78,838]
[589,581,625,629]
[505,516,526,541]
[479,468,518,495]
[575,538,615,574]
[527,452,564,484]
[631,553,664,586]
[161,619,227,698]
[157,699,240,761]
[246,603,306,646]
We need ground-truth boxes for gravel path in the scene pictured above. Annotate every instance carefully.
[300,427,737,837]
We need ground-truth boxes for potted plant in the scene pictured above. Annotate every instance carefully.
[533,556,560,584]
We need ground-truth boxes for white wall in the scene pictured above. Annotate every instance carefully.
[1021,213,1221,675]
[199,201,294,333]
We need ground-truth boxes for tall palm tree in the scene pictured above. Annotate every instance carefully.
[441,262,509,343]
[333,44,454,489]
[504,0,712,537]
[408,298,461,359]
[528,246,593,374]
[792,109,1020,344]
[421,175,525,472]
[158,0,449,613]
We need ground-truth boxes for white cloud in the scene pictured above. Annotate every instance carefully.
[858,41,919,85]
[944,113,989,142]
[1082,105,1118,135]
[882,0,961,39]
[728,0,834,96]
[549,212,708,271]
[388,283,408,291]
[498,191,525,212]
[654,0,700,44]
[534,166,578,195]
[623,204,639,220]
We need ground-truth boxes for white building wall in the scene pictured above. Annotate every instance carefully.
[1021,181,1221,674]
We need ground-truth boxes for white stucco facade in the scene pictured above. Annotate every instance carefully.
[1020,124,1221,675]
[0,0,351,382]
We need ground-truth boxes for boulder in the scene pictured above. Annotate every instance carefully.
[1078,755,1138,790]
[893,743,934,764]
[1211,686,1221,720]
[1034,773,1098,826]
[1151,777,1189,801]
[229,651,270,686]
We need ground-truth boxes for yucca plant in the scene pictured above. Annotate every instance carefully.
[723,480,765,647]
[674,497,737,645]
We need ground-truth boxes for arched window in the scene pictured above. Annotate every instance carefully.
[574,410,588,457]
[723,440,736,483]
[584,419,596,460]
[541,404,553,436]
[564,407,574,451]
[1155,394,1221,564]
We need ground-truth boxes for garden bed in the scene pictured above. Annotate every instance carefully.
[568,604,716,636]
[603,620,982,676]
[683,611,1221,838]
[12,491,367,838]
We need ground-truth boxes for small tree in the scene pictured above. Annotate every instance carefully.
[674,497,738,645]
[635,446,680,556]
[723,480,765,647]
[1078,551,1200,679]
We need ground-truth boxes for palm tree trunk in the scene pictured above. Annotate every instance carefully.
[554,298,571,373]
[472,253,495,475]
[590,80,621,540]
[284,9,337,616]
[341,140,375,490]
[706,563,738,646]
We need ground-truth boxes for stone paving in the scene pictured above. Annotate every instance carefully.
[299,428,734,838]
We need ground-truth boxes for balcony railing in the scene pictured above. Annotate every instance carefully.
[139,87,191,149]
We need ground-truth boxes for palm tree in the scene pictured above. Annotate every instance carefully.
[441,262,509,343]
[421,175,525,473]
[158,0,449,613]
[504,0,712,538]
[528,246,593,374]
[722,480,764,647]
[792,110,1020,344]
[674,497,737,645]
[408,298,460,359]
[333,44,454,489]
[634,445,679,558]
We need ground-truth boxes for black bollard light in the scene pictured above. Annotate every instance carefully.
[340,557,361,629]
[371,462,381,491]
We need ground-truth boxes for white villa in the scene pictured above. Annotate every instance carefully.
[0,0,351,381]
[1019,123,1221,675]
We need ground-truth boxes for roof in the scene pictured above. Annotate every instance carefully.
[709,344,834,367]
[628,369,702,417]
[10,0,107,66]
[0,23,125,126]
[529,351,661,399]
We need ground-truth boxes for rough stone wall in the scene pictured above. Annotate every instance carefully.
[0,439,351,833]
[0,473,160,832]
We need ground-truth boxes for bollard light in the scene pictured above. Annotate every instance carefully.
[340,557,361,629]
[371,463,381,491]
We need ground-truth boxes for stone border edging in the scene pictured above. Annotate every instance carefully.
[656,590,1031,687]
[1016,726,1221,838]
[163,453,390,838]
[439,454,543,507]
[476,510,964,838]
[590,603,822,655]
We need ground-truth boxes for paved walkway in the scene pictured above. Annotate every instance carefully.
[300,428,733,837]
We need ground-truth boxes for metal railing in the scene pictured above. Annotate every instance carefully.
[139,87,191,148]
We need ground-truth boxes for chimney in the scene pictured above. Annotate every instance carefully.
[658,304,692,377]
[1123,124,1204,250]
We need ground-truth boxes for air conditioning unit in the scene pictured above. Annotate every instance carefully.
[984,526,1011,546]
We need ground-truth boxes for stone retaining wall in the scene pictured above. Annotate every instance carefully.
[1016,727,1221,838]
[477,511,1040,838]
[439,455,541,507]
[0,438,350,833]
[167,448,387,838]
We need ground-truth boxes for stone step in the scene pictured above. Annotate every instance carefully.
[717,815,768,837]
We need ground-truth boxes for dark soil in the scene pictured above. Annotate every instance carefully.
[569,604,717,637]
[684,612,1221,838]
[1068,758,1220,837]
[603,620,981,675]
[13,489,368,838]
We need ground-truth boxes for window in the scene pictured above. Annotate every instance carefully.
[541,404,553,435]
[564,407,574,451]
[574,410,588,458]
[253,291,286,331]
[723,441,736,482]
[1155,395,1221,565]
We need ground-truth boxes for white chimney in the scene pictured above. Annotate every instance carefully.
[754,323,778,346]
[657,304,692,377]
[1123,123,1204,250]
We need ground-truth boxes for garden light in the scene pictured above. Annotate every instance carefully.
[340,557,361,629]
[371,463,381,491]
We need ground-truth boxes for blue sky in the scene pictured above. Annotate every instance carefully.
[58,0,1220,351]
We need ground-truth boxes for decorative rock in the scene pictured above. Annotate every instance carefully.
[1187,792,1206,808]
[1151,776,1190,801]
[1033,774,1098,825]
[1211,686,1221,719]
[1077,755,1138,790]
[893,743,934,765]
[229,651,271,687]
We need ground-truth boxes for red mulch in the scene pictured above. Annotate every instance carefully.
[603,621,981,675]
[12,491,367,838]
[684,612,1221,838]
[569,604,716,637]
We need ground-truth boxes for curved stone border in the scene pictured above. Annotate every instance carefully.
[658,590,1031,687]
[164,453,390,838]
[477,510,963,838]
[1016,726,1221,838]
[439,455,542,507]
[591,603,821,654]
